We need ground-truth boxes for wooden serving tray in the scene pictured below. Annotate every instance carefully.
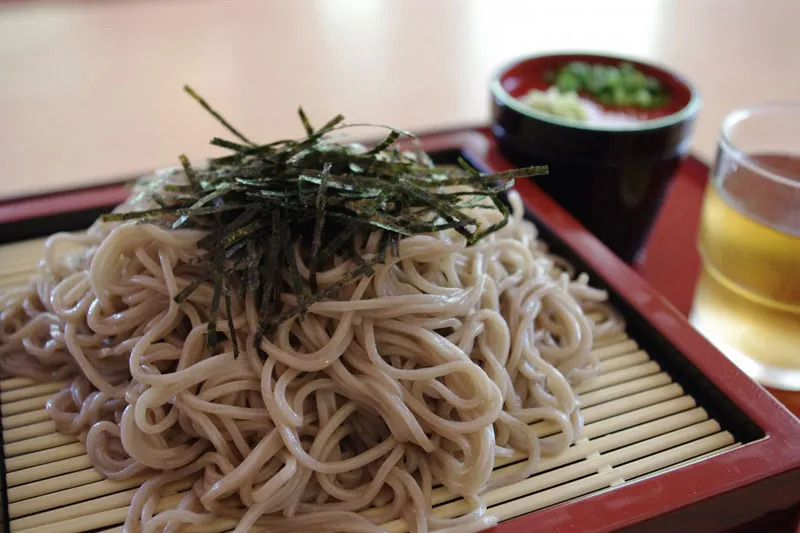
[0,128,798,533]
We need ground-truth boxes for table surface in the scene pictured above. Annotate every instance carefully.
[1,3,798,528]
[1,0,800,199]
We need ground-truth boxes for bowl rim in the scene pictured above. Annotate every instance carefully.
[490,51,702,133]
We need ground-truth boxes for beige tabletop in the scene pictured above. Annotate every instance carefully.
[0,0,798,200]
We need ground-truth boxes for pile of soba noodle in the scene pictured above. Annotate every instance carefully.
[0,168,622,532]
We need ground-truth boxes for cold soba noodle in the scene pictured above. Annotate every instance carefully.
[0,99,622,532]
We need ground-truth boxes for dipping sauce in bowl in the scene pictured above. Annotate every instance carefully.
[491,52,700,262]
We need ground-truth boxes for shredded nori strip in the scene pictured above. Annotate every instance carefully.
[297,107,315,136]
[183,85,253,145]
[224,281,239,358]
[308,162,332,293]
[101,86,548,353]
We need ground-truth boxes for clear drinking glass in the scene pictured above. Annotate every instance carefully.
[690,103,800,390]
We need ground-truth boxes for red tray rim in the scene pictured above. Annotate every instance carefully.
[0,127,798,533]
[446,129,800,532]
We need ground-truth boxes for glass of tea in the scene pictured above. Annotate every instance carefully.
[690,103,800,391]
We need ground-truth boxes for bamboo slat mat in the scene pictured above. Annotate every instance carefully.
[0,237,741,533]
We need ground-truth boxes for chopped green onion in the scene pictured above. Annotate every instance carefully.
[546,61,670,109]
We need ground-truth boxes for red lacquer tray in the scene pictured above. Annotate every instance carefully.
[0,127,798,533]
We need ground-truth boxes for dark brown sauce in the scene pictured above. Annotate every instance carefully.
[500,55,690,122]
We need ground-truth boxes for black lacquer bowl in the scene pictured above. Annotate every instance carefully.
[491,52,701,262]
